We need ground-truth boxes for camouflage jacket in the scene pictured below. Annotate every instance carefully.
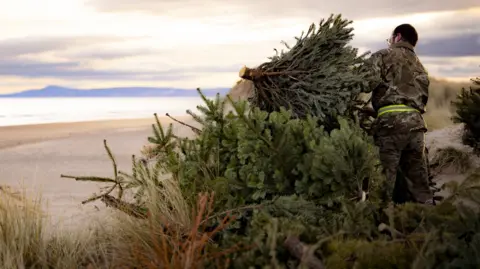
[365,41,429,135]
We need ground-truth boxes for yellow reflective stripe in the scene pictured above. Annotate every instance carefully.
[378,104,411,113]
[377,104,419,117]
[378,108,418,117]
[379,104,409,109]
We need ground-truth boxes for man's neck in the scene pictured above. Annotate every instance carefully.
[391,41,415,51]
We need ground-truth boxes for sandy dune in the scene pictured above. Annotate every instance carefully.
[425,124,479,197]
[0,118,160,150]
[0,116,196,231]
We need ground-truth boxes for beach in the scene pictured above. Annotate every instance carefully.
[0,116,196,231]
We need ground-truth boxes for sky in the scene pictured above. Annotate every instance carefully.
[0,0,479,94]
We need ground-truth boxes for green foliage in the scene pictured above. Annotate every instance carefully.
[452,77,480,152]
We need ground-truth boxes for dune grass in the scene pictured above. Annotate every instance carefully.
[423,78,471,130]
[106,186,236,268]
[0,186,107,269]
[0,179,236,268]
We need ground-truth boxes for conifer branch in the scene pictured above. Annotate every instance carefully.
[226,94,275,150]
[61,140,125,204]
[101,194,148,219]
[166,113,202,135]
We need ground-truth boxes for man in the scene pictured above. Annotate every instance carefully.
[362,24,434,205]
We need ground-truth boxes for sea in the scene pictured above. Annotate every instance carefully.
[0,97,207,127]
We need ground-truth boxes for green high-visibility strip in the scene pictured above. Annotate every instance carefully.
[377,104,419,117]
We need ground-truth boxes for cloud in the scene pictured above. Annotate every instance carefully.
[0,36,125,58]
[0,58,183,80]
[417,34,480,57]
[357,33,480,58]
[351,8,480,43]
[438,65,480,78]
[90,0,480,20]
[423,57,480,79]
[348,8,480,58]
[0,57,240,80]
[63,48,159,60]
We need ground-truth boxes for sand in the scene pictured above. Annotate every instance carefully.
[0,118,161,150]
[0,116,196,231]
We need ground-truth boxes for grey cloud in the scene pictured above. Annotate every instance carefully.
[177,64,241,73]
[417,34,480,57]
[2,49,476,83]
[0,58,238,80]
[63,48,160,60]
[437,66,479,77]
[0,58,187,80]
[0,36,127,58]
[417,57,479,78]
[357,33,480,58]
[89,0,479,20]
[59,40,274,64]
[351,9,480,44]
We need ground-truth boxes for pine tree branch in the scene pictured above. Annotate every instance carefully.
[166,113,202,135]
[61,139,125,204]
[226,94,276,151]
[60,175,116,183]
[101,194,148,219]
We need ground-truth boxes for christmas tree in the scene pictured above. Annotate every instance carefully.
[238,14,375,132]
[452,77,480,152]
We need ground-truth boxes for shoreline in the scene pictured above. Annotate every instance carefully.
[0,117,182,150]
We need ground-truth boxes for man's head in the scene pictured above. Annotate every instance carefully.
[388,24,418,47]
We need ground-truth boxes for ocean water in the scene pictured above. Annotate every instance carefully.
[0,97,206,127]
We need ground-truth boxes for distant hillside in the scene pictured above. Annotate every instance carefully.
[0,85,230,98]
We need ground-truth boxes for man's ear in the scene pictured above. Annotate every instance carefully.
[394,33,402,43]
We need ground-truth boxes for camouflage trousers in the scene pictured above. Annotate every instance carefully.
[374,131,433,204]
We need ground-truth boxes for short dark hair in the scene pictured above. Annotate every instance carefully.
[393,24,418,47]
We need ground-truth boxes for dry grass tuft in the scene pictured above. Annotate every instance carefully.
[108,182,241,268]
[0,186,107,269]
[430,146,472,174]
[423,78,471,130]
[0,186,45,268]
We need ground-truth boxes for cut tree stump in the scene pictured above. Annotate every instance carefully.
[284,236,325,269]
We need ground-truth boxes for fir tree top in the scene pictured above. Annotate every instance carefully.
[238,14,375,131]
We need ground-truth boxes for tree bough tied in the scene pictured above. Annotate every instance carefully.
[238,14,376,132]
